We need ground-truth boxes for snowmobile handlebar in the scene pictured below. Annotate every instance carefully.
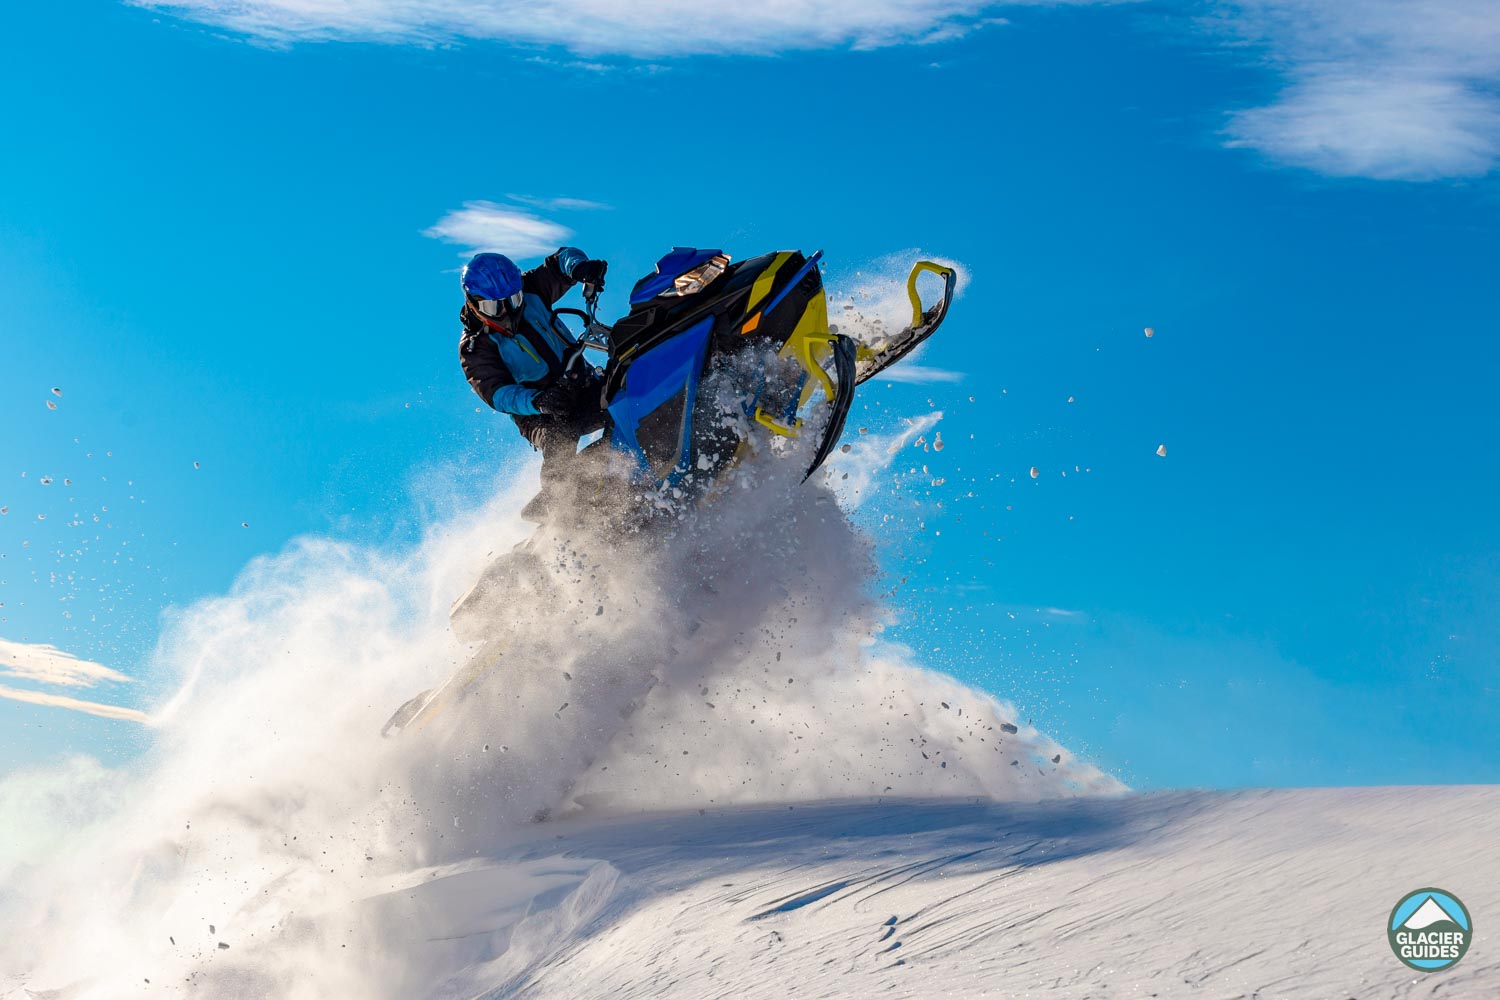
[555,288,614,378]
[554,290,613,358]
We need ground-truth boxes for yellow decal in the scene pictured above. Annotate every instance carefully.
[742,252,793,332]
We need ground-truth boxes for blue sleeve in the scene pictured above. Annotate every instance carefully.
[553,246,587,280]
[491,383,541,416]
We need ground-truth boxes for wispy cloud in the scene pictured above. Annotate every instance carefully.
[0,638,146,722]
[131,0,1025,57]
[424,201,574,259]
[506,194,611,212]
[0,684,149,723]
[1213,0,1500,180]
[0,639,132,688]
[869,362,964,384]
[134,0,1498,182]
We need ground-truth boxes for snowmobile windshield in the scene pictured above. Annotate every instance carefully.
[473,291,524,319]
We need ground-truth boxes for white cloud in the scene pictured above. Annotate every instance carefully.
[0,684,149,723]
[0,639,145,722]
[506,194,611,212]
[1215,0,1500,180]
[131,0,1034,56]
[869,361,965,384]
[424,200,574,259]
[134,0,1499,181]
[0,638,132,689]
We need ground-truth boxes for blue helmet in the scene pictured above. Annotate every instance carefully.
[461,253,522,300]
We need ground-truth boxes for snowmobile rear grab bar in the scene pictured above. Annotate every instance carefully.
[906,261,956,329]
[852,260,958,385]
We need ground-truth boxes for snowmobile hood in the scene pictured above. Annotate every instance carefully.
[630,247,727,306]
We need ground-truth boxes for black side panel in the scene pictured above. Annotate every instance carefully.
[635,387,692,483]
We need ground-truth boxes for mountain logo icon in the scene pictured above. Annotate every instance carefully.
[1388,888,1473,972]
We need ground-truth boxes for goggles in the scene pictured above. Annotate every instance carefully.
[473,290,524,318]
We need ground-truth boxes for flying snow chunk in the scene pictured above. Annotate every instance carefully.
[1029,467,1039,479]
[1144,327,1155,338]
[51,387,62,397]
[1156,444,1167,457]
[45,401,58,411]
[933,432,944,452]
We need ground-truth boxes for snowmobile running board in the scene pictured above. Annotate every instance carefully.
[853,261,957,385]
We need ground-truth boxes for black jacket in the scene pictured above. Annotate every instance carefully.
[459,248,587,416]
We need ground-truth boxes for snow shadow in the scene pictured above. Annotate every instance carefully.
[515,794,1161,909]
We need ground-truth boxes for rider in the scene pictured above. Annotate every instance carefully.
[459,247,609,513]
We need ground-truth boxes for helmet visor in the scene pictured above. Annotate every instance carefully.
[474,290,524,319]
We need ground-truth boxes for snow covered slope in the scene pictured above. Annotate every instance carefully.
[3,449,1494,999]
[366,787,1500,999]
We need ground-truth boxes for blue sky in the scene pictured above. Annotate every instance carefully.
[1,0,1497,788]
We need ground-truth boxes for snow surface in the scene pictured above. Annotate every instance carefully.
[355,786,1500,999]
[2,430,1495,998]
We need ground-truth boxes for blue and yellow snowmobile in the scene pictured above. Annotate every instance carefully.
[576,247,956,490]
[381,248,955,736]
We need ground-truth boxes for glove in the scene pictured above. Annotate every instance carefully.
[571,258,608,291]
[531,385,577,418]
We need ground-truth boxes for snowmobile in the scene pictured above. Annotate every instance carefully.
[578,247,955,491]
[381,248,956,737]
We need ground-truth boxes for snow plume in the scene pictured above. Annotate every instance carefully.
[0,437,1118,998]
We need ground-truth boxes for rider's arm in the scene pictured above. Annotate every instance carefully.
[459,313,541,416]
[521,247,588,308]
